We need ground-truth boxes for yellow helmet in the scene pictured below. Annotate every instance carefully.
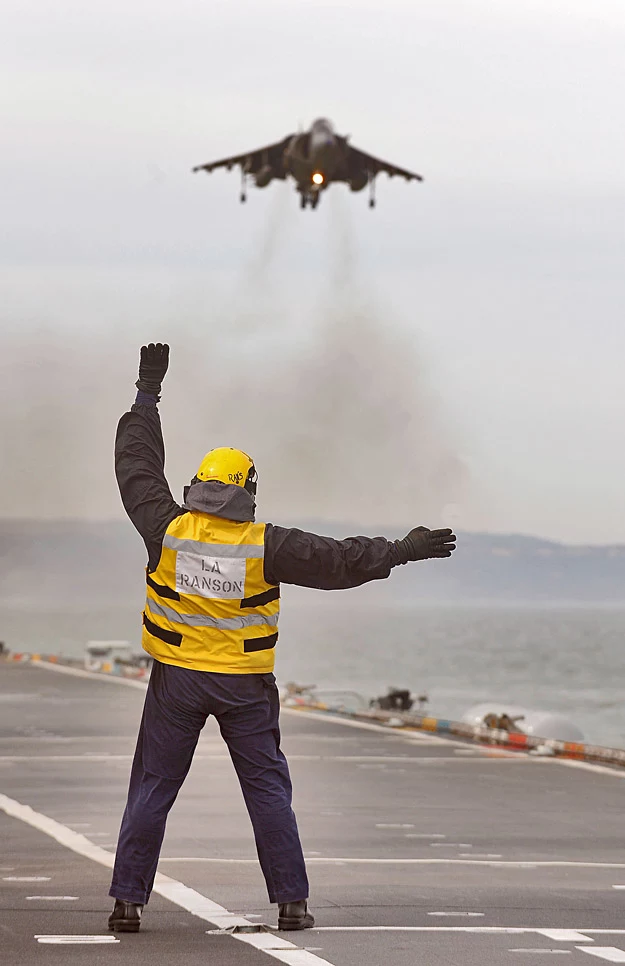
[194,447,257,496]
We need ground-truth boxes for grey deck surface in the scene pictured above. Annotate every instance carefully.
[2,660,625,965]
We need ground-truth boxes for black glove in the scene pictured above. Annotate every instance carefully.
[394,526,456,564]
[135,343,170,397]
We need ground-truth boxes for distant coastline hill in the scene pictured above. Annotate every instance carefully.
[1,519,625,606]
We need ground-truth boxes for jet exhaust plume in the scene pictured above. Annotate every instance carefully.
[165,197,469,529]
[0,198,468,531]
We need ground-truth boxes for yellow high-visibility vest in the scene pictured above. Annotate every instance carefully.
[142,512,279,673]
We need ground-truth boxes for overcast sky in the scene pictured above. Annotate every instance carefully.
[1,0,624,543]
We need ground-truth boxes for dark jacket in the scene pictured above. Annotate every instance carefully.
[115,399,400,590]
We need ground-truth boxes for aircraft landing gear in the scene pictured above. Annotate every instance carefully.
[368,174,376,209]
[240,192,247,204]
[300,194,307,209]
[240,171,247,203]
[311,193,320,210]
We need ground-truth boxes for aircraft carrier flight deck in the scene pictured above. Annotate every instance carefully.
[2,659,625,966]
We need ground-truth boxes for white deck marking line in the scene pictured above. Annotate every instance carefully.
[0,792,335,966]
[613,886,625,889]
[274,755,489,763]
[435,843,471,849]
[404,833,446,838]
[35,935,120,944]
[214,932,298,950]
[250,951,331,965]
[229,931,334,965]
[428,912,486,918]
[27,895,79,900]
[0,736,137,743]
[376,823,415,828]
[509,951,572,955]
[538,930,593,942]
[3,875,51,881]
[460,853,502,858]
[0,755,135,762]
[577,950,625,962]
[157,856,625,869]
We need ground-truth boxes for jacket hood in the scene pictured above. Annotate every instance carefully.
[183,480,256,522]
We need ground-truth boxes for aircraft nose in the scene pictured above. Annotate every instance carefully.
[310,130,337,166]
[312,130,335,148]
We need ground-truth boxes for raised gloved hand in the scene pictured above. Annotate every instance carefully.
[136,343,170,397]
[394,526,456,564]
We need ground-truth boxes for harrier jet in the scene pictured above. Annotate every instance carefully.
[192,118,423,210]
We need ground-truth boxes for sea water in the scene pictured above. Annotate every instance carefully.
[3,593,625,747]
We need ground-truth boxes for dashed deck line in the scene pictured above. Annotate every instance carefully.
[26,895,79,900]
[509,950,572,955]
[3,875,51,881]
[35,935,120,945]
[428,912,486,919]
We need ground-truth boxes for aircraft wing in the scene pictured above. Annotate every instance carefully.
[192,135,295,175]
[347,143,424,182]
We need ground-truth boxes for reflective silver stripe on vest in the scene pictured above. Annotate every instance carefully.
[163,535,264,558]
[146,599,279,631]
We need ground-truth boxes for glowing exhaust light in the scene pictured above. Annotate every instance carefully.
[312,172,324,185]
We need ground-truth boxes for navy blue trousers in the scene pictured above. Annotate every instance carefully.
[109,660,309,905]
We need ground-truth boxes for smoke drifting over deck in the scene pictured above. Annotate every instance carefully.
[170,197,468,528]
[0,203,467,530]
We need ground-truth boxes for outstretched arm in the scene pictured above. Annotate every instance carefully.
[264,525,456,590]
[115,343,185,571]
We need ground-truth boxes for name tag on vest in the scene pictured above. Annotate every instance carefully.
[176,552,246,599]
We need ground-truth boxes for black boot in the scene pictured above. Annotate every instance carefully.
[108,899,143,932]
[278,899,314,931]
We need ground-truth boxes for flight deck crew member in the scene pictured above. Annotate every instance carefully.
[108,343,457,934]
